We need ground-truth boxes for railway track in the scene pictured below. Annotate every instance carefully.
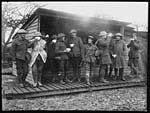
[3,80,146,100]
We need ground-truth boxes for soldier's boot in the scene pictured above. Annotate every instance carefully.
[119,68,125,81]
[63,72,70,83]
[33,82,38,87]
[99,69,109,83]
[22,74,28,87]
[37,72,43,86]
[64,74,72,83]
[60,72,65,84]
[18,74,25,87]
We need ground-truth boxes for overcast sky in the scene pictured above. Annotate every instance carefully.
[5,1,148,26]
[37,2,148,26]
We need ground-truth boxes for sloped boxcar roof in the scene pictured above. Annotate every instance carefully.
[17,8,135,43]
[21,8,131,29]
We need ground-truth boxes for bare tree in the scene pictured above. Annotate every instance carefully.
[2,2,45,60]
[2,2,45,46]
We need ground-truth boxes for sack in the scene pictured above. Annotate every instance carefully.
[25,52,31,63]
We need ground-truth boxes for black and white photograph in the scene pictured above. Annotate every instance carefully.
[2,1,148,111]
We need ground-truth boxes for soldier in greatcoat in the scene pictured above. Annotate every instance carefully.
[127,33,142,78]
[55,33,71,84]
[11,29,34,87]
[112,33,126,81]
[67,29,85,82]
[95,31,112,83]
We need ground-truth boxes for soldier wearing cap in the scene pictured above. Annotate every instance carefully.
[112,33,126,81]
[127,33,142,78]
[55,33,71,84]
[29,32,47,87]
[11,29,34,87]
[84,36,97,85]
[68,29,85,82]
[95,31,112,83]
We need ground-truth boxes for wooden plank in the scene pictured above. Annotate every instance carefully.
[71,82,86,87]
[68,82,85,88]
[33,87,43,92]
[13,87,24,94]
[47,84,60,90]
[26,31,37,35]
[78,82,89,88]
[59,83,73,89]
[51,83,64,90]
[28,21,38,28]
[26,27,38,33]
[19,87,30,93]
[11,88,18,94]
[65,83,78,88]
[67,82,83,88]
[26,24,38,30]
[38,86,49,91]
[54,83,71,90]
[42,85,54,91]
[27,28,37,33]
[25,87,36,93]
[32,18,38,24]
[65,83,78,89]
[24,16,38,29]
[46,84,59,90]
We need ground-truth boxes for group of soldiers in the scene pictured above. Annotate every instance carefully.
[11,28,142,87]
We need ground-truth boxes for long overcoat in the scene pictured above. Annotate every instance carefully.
[55,41,68,60]
[11,37,29,61]
[113,39,126,68]
[95,38,112,65]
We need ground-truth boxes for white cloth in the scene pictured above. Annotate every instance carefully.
[12,61,17,76]
[29,39,47,67]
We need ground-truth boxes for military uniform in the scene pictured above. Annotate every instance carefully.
[84,43,97,85]
[68,30,84,82]
[55,33,70,83]
[11,34,29,85]
[113,33,126,81]
[127,39,141,75]
[96,37,112,82]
